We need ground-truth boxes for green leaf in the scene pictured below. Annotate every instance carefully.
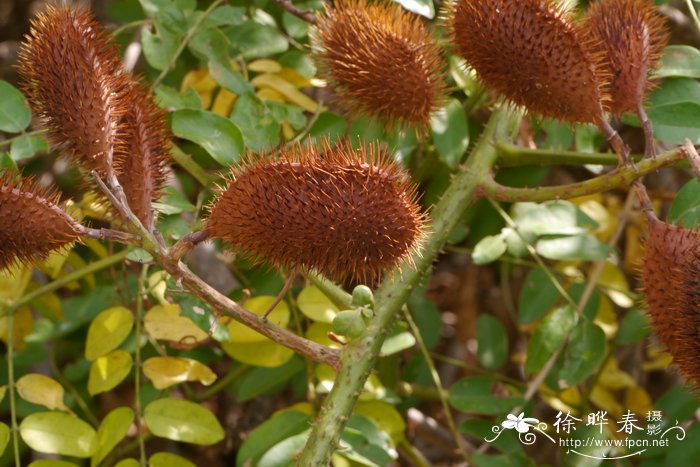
[617,308,651,345]
[155,86,202,110]
[149,452,196,467]
[644,78,700,144]
[88,350,133,395]
[236,410,310,466]
[379,331,416,356]
[236,357,305,402]
[20,412,96,457]
[10,134,49,161]
[449,376,523,415]
[511,201,598,236]
[309,112,348,142]
[227,21,289,60]
[171,109,243,166]
[189,26,230,64]
[518,266,561,324]
[85,307,134,361]
[536,234,613,261]
[172,292,230,342]
[141,22,182,70]
[472,234,507,265]
[431,98,469,167]
[560,320,607,385]
[153,186,196,215]
[297,285,339,323]
[0,152,17,171]
[209,58,253,95]
[92,407,134,467]
[139,0,195,17]
[230,93,281,151]
[16,374,68,412]
[258,431,309,467]
[654,45,700,79]
[393,0,435,18]
[115,460,140,467]
[669,179,700,226]
[476,315,508,370]
[0,81,31,133]
[144,398,225,445]
[28,461,79,467]
[0,422,9,456]
[525,305,577,374]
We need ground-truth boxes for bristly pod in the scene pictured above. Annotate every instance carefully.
[206,140,426,284]
[313,0,448,131]
[116,81,171,230]
[641,215,700,390]
[449,0,610,125]
[17,5,131,180]
[0,172,83,270]
[582,0,668,117]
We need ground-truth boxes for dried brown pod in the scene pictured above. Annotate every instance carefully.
[17,5,130,180]
[450,0,609,124]
[314,0,447,130]
[641,214,700,389]
[116,81,171,229]
[206,140,426,284]
[0,173,83,270]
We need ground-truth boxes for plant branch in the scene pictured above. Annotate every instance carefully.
[274,0,317,24]
[79,226,139,244]
[495,141,632,167]
[298,106,516,464]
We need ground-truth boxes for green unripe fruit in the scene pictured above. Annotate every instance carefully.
[332,309,366,338]
[352,285,375,308]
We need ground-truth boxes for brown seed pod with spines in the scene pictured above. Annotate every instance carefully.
[17,5,130,180]
[449,0,610,124]
[313,0,447,131]
[582,0,668,116]
[0,172,83,270]
[206,140,426,284]
[116,81,171,230]
[641,215,700,389]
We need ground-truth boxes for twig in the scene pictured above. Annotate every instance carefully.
[275,0,317,24]
[682,139,700,181]
[134,265,149,466]
[79,226,139,244]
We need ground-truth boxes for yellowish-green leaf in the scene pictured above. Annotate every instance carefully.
[227,296,289,342]
[305,322,341,349]
[251,73,322,112]
[144,398,225,445]
[0,264,31,301]
[143,357,217,390]
[221,338,294,368]
[0,422,9,456]
[91,407,134,467]
[248,59,282,73]
[0,385,7,404]
[115,460,140,467]
[20,412,96,457]
[144,304,209,344]
[85,307,134,361]
[149,452,197,467]
[88,350,133,395]
[597,263,634,308]
[29,461,79,467]
[297,285,339,323]
[16,374,68,412]
[355,400,406,444]
[0,306,33,350]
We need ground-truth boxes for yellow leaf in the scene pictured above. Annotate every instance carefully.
[248,59,283,74]
[149,452,196,467]
[305,322,341,348]
[88,350,133,395]
[198,91,214,110]
[297,285,339,323]
[282,122,295,140]
[625,222,644,272]
[227,296,289,342]
[594,294,618,339]
[256,87,286,103]
[0,306,34,350]
[16,374,68,412]
[0,385,6,404]
[278,68,313,88]
[39,248,71,279]
[0,265,31,301]
[624,386,653,416]
[590,385,624,419]
[251,74,322,112]
[143,357,217,390]
[222,338,294,368]
[115,460,140,467]
[315,363,336,393]
[643,345,673,371]
[143,304,209,344]
[355,401,406,444]
[180,69,218,93]
[147,271,169,306]
[211,89,237,117]
[85,307,134,361]
[84,239,109,259]
[78,193,112,222]
[29,460,79,467]
[64,252,94,289]
[598,358,635,390]
[597,263,634,308]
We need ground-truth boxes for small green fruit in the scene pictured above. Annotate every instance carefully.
[352,285,375,308]
[332,309,366,338]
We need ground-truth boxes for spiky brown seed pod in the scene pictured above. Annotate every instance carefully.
[314,0,447,130]
[582,0,668,116]
[116,81,171,229]
[0,173,83,270]
[206,141,425,284]
[450,0,609,124]
[641,217,700,389]
[17,5,130,179]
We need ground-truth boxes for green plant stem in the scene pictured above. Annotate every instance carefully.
[111,18,153,37]
[135,264,149,467]
[309,273,352,309]
[495,141,634,166]
[6,305,20,467]
[170,144,215,186]
[480,146,685,203]
[298,107,514,465]
[404,307,468,461]
[1,250,130,316]
[151,0,225,89]
[0,129,47,148]
[686,0,700,32]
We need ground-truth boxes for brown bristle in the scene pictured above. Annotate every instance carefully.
[206,140,426,284]
[116,81,171,229]
[641,217,700,390]
[582,0,668,116]
[314,0,447,130]
[17,5,130,179]
[450,0,610,123]
[0,172,82,270]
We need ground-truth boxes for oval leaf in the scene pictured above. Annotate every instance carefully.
[476,315,508,370]
[171,109,243,166]
[16,374,67,412]
[29,461,79,467]
[472,234,507,265]
[88,350,133,395]
[222,338,295,368]
[149,452,197,467]
[144,398,224,445]
[227,296,289,342]
[20,412,96,457]
[143,357,217,390]
[525,305,578,374]
[0,422,9,457]
[0,80,31,133]
[85,307,134,361]
[144,304,209,344]
[654,45,700,79]
[430,98,469,167]
[92,407,134,467]
[297,286,339,323]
